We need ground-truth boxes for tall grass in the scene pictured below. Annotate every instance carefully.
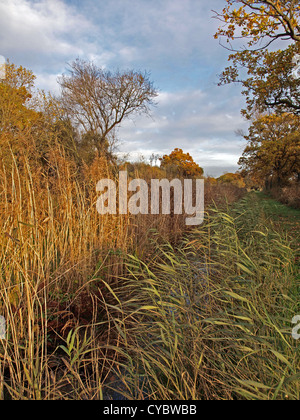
[100,194,299,400]
[270,182,300,210]
[0,146,211,399]
[2,146,296,400]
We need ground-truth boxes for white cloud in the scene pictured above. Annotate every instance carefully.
[0,0,98,80]
[0,0,249,175]
[118,86,249,176]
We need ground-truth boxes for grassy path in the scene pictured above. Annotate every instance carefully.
[104,191,300,400]
[252,192,300,252]
[237,192,300,270]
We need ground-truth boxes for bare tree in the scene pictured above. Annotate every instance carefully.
[58,59,158,154]
[150,153,160,166]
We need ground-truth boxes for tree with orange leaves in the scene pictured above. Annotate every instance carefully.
[214,1,300,50]
[238,113,300,187]
[160,148,204,178]
[0,62,42,152]
[214,1,300,118]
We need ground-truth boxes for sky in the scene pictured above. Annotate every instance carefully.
[0,0,250,177]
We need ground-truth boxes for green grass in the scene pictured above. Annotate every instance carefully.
[101,192,300,400]
[253,192,300,246]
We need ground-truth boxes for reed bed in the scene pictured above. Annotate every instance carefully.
[0,147,197,399]
[96,195,299,400]
[1,147,297,400]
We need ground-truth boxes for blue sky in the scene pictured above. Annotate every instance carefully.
[0,0,250,176]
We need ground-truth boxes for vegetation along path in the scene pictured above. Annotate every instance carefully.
[1,192,299,400]
[98,191,300,400]
[253,192,300,255]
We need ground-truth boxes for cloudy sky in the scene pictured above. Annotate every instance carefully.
[0,0,250,176]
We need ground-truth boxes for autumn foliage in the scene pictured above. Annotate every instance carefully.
[160,148,204,178]
[215,0,300,206]
[214,1,300,47]
[239,114,300,187]
[215,1,300,117]
[217,172,246,188]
